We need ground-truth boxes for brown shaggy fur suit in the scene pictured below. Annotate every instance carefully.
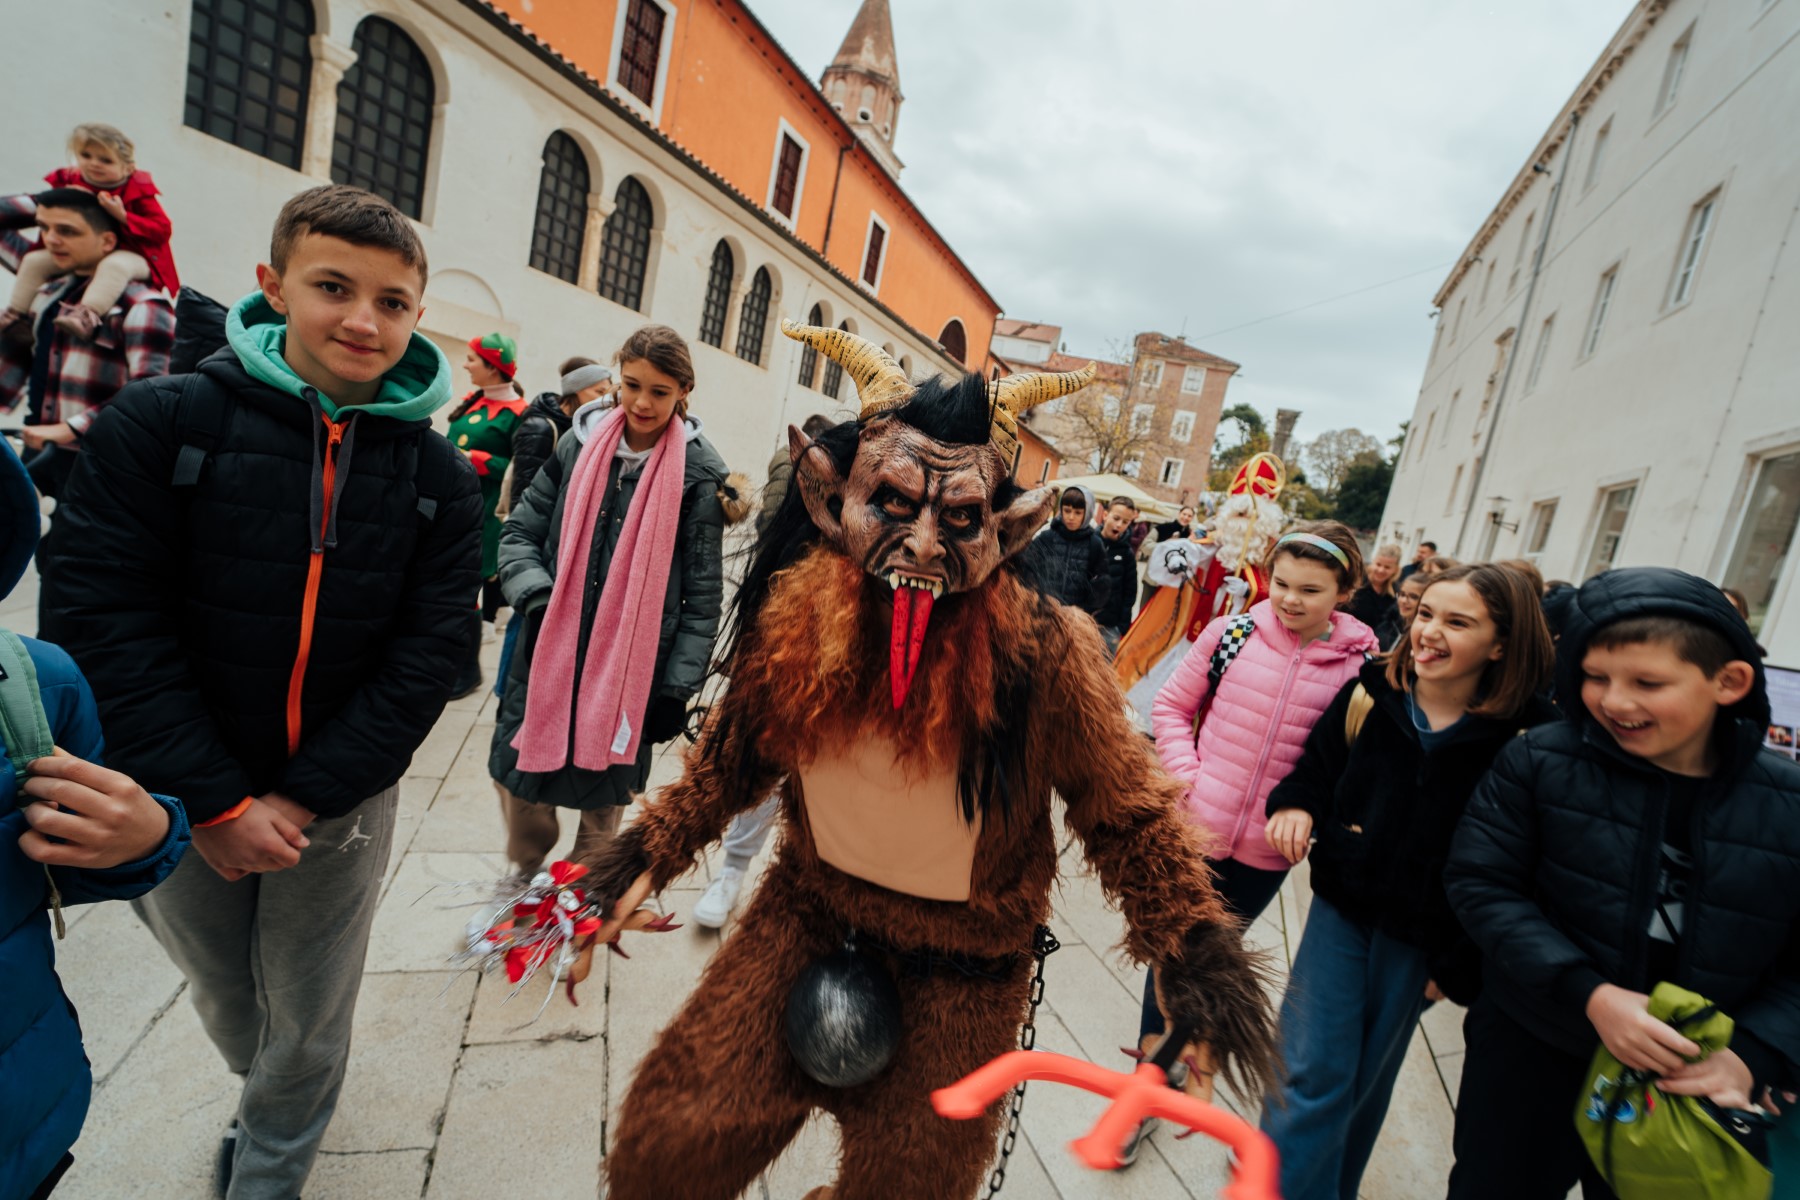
[587,548,1239,1199]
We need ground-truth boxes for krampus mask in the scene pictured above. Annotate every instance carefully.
[779,320,1094,709]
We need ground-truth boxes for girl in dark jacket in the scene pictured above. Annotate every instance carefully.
[1260,563,1556,1200]
[486,326,729,884]
[491,356,612,698]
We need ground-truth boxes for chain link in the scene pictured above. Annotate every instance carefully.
[983,925,1059,1198]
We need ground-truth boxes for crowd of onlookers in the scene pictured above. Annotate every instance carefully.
[1,121,1796,1200]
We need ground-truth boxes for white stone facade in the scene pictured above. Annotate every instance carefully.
[1379,0,1800,661]
[1,0,961,475]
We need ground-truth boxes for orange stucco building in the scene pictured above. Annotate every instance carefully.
[484,0,999,368]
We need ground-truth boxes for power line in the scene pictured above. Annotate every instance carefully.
[1190,261,1454,342]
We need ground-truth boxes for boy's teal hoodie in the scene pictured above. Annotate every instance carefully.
[225,291,452,422]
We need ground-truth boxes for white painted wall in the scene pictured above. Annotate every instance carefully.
[1380,0,1800,662]
[1,0,958,481]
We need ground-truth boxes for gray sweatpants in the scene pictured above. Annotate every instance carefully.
[133,790,397,1200]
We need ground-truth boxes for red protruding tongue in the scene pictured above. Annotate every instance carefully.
[889,585,936,710]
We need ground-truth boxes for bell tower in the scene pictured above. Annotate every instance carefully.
[821,0,905,178]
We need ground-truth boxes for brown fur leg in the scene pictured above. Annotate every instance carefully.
[824,961,1032,1200]
[605,865,834,1200]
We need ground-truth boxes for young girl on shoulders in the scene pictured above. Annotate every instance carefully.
[1258,563,1557,1200]
[1132,521,1378,1115]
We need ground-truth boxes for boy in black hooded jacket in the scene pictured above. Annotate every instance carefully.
[1444,566,1800,1199]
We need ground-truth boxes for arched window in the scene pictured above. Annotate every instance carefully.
[735,267,773,365]
[598,177,654,311]
[698,240,733,348]
[184,0,314,169]
[938,319,967,366]
[529,132,590,284]
[332,18,434,219]
[797,303,823,388]
[821,320,851,400]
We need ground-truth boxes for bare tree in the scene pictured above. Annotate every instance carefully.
[1303,428,1385,500]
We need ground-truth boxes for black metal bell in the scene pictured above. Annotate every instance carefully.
[785,938,902,1088]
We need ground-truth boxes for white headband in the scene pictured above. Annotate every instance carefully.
[561,364,613,394]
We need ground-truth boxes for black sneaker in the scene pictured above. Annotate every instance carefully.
[216,1120,238,1198]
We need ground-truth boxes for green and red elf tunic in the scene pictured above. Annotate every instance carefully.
[450,333,526,578]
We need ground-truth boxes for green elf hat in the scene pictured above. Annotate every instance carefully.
[469,331,519,380]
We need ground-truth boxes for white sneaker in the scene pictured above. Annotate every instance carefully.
[693,864,747,929]
[1114,1117,1159,1168]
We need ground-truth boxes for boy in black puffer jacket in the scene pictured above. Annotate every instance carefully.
[39,185,481,1199]
[1445,566,1800,1200]
[1025,484,1103,615]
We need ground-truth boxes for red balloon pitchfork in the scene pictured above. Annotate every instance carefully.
[930,1023,1282,1200]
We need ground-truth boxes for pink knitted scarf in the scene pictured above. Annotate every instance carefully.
[512,407,686,771]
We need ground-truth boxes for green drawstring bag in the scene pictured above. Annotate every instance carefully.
[1575,982,1774,1200]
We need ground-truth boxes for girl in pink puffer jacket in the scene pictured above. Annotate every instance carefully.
[1128,522,1377,1113]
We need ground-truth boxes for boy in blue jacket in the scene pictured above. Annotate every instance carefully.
[0,431,188,1199]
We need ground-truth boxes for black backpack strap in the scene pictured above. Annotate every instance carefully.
[170,372,233,488]
[1207,613,1257,691]
[411,431,452,523]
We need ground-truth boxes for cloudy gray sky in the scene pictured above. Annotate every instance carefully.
[752,0,1631,451]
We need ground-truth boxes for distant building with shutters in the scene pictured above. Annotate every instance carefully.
[1,0,1002,480]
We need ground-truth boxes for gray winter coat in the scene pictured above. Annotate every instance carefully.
[490,410,727,809]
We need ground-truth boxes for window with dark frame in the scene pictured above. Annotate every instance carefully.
[185,0,314,170]
[772,135,803,219]
[822,321,850,399]
[529,132,591,284]
[861,220,886,287]
[797,303,823,387]
[617,0,666,107]
[598,177,654,311]
[698,240,733,347]
[332,18,434,219]
[735,267,773,365]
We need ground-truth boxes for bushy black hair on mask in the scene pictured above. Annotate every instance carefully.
[888,372,994,446]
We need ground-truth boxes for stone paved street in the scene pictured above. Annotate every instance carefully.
[24,572,1467,1199]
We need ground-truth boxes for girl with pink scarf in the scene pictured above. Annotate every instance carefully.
[485,326,731,880]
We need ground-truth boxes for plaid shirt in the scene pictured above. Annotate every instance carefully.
[0,194,175,434]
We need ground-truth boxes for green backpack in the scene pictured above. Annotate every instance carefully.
[1576,982,1774,1200]
[0,629,62,935]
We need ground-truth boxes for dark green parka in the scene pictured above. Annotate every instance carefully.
[490,410,727,809]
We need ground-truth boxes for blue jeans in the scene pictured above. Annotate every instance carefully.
[1259,895,1430,1200]
[1774,1107,1800,1199]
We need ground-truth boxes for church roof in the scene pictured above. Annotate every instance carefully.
[829,0,901,91]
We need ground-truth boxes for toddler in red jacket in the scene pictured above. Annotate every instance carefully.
[2,123,178,342]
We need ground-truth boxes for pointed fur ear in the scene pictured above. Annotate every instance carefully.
[998,485,1055,561]
[789,425,846,544]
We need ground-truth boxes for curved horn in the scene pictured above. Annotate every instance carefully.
[780,319,913,416]
[991,362,1098,416]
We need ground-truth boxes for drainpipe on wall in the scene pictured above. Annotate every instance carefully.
[1453,111,1578,557]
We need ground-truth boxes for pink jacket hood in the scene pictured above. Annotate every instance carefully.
[1151,600,1379,870]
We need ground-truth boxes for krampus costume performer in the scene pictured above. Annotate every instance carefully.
[583,322,1278,1200]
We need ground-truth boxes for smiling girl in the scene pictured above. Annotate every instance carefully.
[1258,563,1555,1200]
[1123,520,1376,1134]
[484,325,730,887]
